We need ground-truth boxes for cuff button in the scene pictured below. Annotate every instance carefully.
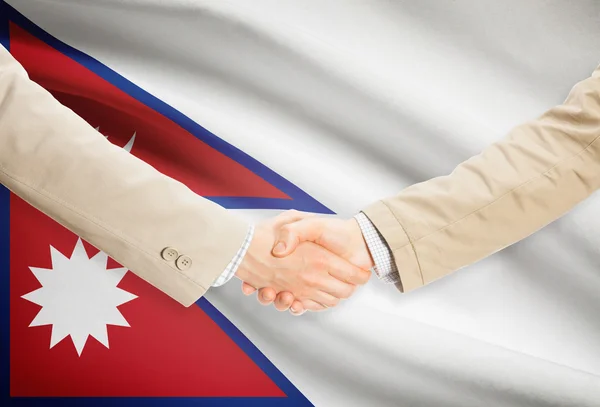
[161,247,179,261]
[175,255,192,271]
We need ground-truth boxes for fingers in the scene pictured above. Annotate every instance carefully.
[244,285,338,315]
[274,292,294,311]
[290,299,328,315]
[243,284,328,315]
[293,299,328,315]
[272,210,316,230]
[241,282,257,295]
[303,300,327,312]
[315,273,356,299]
[273,218,325,258]
[243,283,292,311]
[313,290,341,308]
[257,287,277,305]
[259,290,300,312]
[256,288,295,312]
[257,289,336,313]
[290,300,306,315]
[250,288,306,314]
[321,251,371,286]
[252,289,297,312]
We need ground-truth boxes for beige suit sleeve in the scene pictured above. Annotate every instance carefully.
[0,46,248,307]
[363,65,600,292]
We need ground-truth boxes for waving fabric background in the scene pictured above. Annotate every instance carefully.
[5,1,600,406]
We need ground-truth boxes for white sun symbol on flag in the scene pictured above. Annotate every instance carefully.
[21,238,137,356]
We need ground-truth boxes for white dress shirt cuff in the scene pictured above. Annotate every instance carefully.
[354,212,400,284]
[211,225,254,287]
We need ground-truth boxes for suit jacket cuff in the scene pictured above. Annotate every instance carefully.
[361,201,423,292]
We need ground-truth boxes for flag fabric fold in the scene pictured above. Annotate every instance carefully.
[2,1,600,406]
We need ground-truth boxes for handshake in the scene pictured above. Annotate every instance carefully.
[234,210,375,316]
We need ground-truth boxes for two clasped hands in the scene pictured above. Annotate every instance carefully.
[223,63,600,317]
[234,210,374,316]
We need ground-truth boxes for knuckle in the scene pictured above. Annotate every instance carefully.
[302,301,320,312]
[327,297,340,307]
[359,269,371,284]
[345,267,357,283]
[280,209,300,223]
[313,304,327,312]
[280,293,293,306]
[340,287,353,299]
[303,272,318,288]
[312,253,328,271]
[347,268,364,284]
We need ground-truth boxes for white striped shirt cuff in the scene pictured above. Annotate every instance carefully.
[211,225,254,287]
[354,212,400,284]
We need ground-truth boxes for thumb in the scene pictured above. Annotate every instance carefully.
[272,218,324,258]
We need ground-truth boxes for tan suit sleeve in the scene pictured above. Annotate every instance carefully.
[363,65,600,292]
[0,46,248,307]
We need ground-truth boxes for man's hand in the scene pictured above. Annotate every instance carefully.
[241,212,374,315]
[236,212,371,309]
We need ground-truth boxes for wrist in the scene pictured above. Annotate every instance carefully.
[234,223,273,287]
[234,259,250,282]
[346,218,375,270]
